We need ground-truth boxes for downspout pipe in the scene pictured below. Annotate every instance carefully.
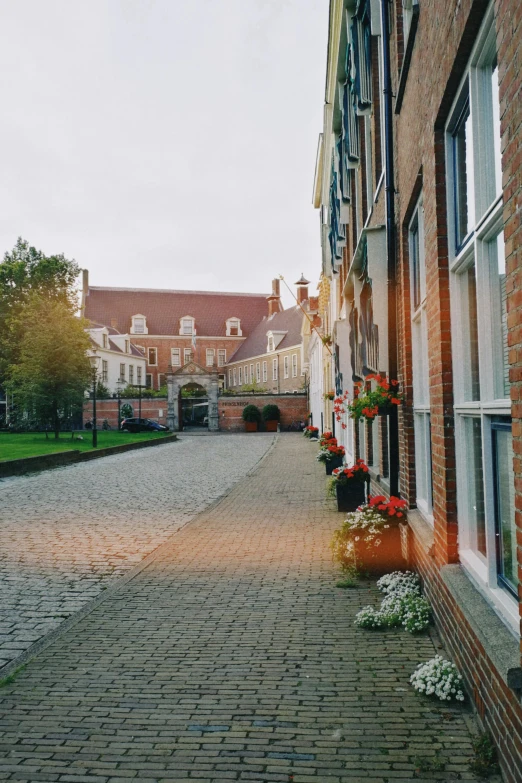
[381,0,399,496]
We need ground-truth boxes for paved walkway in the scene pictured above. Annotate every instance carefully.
[0,435,491,782]
[0,435,274,670]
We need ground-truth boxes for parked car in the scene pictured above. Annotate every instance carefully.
[120,417,169,433]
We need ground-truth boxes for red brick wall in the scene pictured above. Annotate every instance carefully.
[218,394,308,432]
[84,398,168,428]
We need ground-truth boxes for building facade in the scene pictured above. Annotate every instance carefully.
[313,1,522,779]
[87,325,146,394]
[82,270,270,390]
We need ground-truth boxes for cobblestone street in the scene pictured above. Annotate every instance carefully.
[0,435,495,782]
[0,435,274,671]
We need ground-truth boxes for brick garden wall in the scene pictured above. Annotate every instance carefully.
[84,398,168,429]
[218,394,308,432]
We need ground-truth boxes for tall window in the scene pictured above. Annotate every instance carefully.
[218,349,226,367]
[447,9,515,624]
[284,356,289,379]
[233,368,237,386]
[184,348,192,364]
[171,348,181,366]
[120,363,125,381]
[206,349,215,367]
[102,360,108,383]
[250,364,254,383]
[146,373,152,389]
[255,362,260,382]
[148,348,157,365]
[273,358,278,380]
[244,365,248,382]
[181,317,194,335]
[102,333,108,349]
[137,367,142,386]
[292,354,298,378]
[262,361,267,382]
[409,196,432,521]
[129,365,134,385]
[238,366,242,385]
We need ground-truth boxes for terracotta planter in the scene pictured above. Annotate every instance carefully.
[245,422,258,432]
[335,480,367,512]
[353,525,406,575]
[264,420,278,432]
[325,456,344,475]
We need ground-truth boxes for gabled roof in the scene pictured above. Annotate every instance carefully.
[228,305,304,363]
[84,287,270,337]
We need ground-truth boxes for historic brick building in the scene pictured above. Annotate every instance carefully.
[313,1,522,779]
[82,271,270,390]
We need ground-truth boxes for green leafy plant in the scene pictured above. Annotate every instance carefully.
[261,404,280,421]
[95,381,110,399]
[242,404,261,423]
[120,403,133,419]
[469,734,500,778]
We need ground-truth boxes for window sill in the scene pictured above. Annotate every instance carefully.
[441,564,522,691]
[395,3,420,115]
[408,508,435,556]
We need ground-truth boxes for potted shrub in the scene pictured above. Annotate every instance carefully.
[319,431,334,447]
[303,425,319,439]
[331,495,408,575]
[262,404,280,432]
[317,443,345,474]
[242,404,261,432]
[330,459,369,512]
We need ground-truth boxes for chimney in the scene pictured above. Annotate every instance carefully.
[80,269,89,317]
[267,278,282,317]
[295,273,310,305]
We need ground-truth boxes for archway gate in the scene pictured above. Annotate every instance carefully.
[166,362,219,432]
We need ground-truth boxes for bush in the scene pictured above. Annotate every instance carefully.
[120,403,133,419]
[242,404,261,423]
[410,655,465,701]
[262,404,280,421]
[95,381,111,399]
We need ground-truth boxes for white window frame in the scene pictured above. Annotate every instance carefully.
[206,348,215,367]
[171,348,181,366]
[238,366,242,385]
[446,5,516,630]
[131,314,148,335]
[256,362,260,383]
[148,347,157,366]
[180,316,195,336]
[119,363,125,381]
[146,373,153,389]
[250,364,254,383]
[137,367,142,385]
[273,358,278,380]
[262,361,267,382]
[291,354,298,378]
[102,360,108,383]
[409,195,433,523]
[233,368,237,386]
[226,318,242,337]
[244,365,248,383]
[284,356,289,379]
[218,349,226,367]
[184,348,192,364]
[128,365,134,385]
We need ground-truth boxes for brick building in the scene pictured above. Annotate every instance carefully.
[313,1,522,779]
[82,271,269,390]
[225,277,317,394]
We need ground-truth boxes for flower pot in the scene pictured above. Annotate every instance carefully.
[245,422,258,432]
[325,456,344,475]
[335,481,367,512]
[353,525,406,575]
[264,420,278,432]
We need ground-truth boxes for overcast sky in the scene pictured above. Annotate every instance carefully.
[0,0,328,308]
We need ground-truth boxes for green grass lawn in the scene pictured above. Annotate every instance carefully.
[0,431,171,462]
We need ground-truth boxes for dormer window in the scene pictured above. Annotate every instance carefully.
[267,335,275,352]
[102,333,109,349]
[131,314,148,335]
[180,316,195,336]
[226,318,242,337]
[125,339,130,353]
[266,330,287,351]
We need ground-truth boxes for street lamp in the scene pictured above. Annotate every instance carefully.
[113,378,125,430]
[88,351,101,448]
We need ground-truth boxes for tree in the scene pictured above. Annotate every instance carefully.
[7,296,91,438]
[0,238,81,377]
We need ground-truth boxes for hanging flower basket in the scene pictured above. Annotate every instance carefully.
[333,374,402,423]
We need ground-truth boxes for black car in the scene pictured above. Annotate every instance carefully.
[120,417,169,433]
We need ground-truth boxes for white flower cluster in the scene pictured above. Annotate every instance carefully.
[377,570,420,595]
[354,570,431,633]
[410,655,465,702]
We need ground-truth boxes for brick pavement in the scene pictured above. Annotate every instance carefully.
[0,435,274,670]
[0,435,497,782]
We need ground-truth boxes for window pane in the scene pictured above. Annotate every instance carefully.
[464,417,486,557]
[491,62,502,198]
[467,265,481,401]
[494,426,517,593]
[489,232,509,398]
[411,220,421,311]
[453,100,475,246]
